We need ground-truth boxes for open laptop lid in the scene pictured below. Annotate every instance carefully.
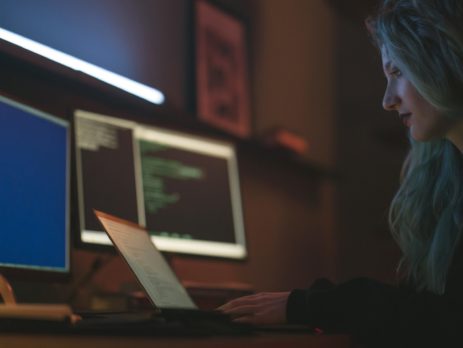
[94,210,197,310]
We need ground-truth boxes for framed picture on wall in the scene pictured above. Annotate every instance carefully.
[194,0,251,138]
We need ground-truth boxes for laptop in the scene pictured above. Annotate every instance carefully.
[94,209,199,312]
[86,210,253,335]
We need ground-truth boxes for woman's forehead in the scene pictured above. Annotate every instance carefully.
[381,46,392,67]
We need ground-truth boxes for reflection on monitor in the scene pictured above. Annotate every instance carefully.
[0,95,70,276]
[75,110,246,259]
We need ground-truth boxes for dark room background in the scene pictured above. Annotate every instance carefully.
[0,0,406,308]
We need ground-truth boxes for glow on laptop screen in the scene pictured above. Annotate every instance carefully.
[75,110,246,259]
[0,96,70,273]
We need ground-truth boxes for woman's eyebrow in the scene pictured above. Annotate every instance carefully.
[383,61,392,70]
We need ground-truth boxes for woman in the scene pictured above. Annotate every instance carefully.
[219,0,463,345]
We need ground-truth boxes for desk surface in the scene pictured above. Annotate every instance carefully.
[0,332,352,348]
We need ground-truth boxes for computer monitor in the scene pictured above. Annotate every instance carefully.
[0,95,70,279]
[75,110,246,259]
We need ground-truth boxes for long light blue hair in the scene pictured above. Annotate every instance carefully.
[370,0,463,294]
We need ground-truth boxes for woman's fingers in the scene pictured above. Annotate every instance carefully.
[221,304,258,315]
[218,294,262,308]
[217,292,290,325]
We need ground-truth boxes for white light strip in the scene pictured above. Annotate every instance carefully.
[0,27,165,105]
[82,231,113,245]
[152,236,247,259]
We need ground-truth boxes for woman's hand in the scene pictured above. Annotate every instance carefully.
[217,291,290,325]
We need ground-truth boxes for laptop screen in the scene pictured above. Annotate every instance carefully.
[95,210,197,310]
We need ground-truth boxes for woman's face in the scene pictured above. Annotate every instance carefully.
[381,47,457,142]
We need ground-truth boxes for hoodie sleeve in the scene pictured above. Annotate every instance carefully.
[286,277,462,346]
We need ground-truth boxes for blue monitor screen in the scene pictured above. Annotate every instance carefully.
[0,96,69,273]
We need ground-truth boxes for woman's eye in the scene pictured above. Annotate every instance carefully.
[390,69,402,78]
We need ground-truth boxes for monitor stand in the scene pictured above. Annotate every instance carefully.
[0,273,75,322]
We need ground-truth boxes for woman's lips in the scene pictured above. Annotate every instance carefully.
[399,113,411,127]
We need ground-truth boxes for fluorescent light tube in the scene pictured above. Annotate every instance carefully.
[0,27,165,105]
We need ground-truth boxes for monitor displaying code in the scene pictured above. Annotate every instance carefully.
[75,110,246,259]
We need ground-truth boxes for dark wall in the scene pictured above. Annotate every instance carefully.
[0,0,191,110]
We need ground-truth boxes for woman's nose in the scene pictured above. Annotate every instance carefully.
[382,85,401,111]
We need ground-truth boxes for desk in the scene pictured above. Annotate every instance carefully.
[0,333,352,348]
